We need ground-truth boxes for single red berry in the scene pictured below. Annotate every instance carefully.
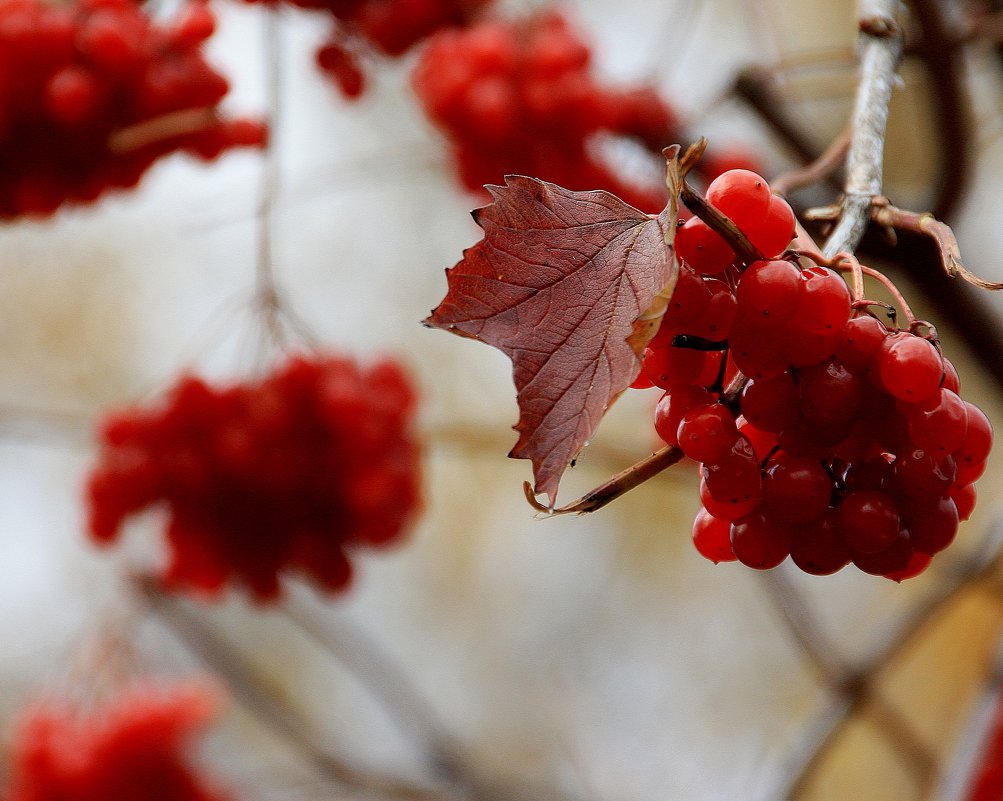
[730,509,791,569]
[692,507,737,563]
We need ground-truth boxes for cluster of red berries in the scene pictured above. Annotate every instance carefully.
[0,0,265,219]
[86,353,422,600]
[412,10,679,212]
[238,0,491,98]
[633,169,992,580]
[6,684,230,801]
[964,688,1003,801]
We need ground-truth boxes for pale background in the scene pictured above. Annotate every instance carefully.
[1,1,1003,799]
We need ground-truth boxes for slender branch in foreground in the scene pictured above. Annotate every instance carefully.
[771,125,852,197]
[134,576,460,801]
[821,0,904,258]
[281,583,468,788]
[524,444,685,515]
[680,182,763,264]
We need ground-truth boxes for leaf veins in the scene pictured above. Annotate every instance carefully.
[425,152,680,506]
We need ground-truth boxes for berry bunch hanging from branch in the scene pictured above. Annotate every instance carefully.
[86,353,423,600]
[412,9,678,212]
[424,0,999,581]
[0,0,265,219]
[6,683,231,801]
[237,0,493,97]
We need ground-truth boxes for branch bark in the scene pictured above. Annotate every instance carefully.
[822,0,904,258]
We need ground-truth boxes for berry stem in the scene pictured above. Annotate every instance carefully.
[253,9,322,356]
[107,107,221,153]
[820,0,903,258]
[255,9,285,352]
[870,202,1003,291]
[771,123,851,197]
[857,263,917,326]
[524,444,684,515]
[830,250,865,303]
[680,179,762,265]
[798,246,918,326]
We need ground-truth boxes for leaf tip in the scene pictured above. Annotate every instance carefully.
[661,143,681,161]
[523,481,554,514]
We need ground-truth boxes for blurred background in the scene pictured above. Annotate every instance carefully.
[2,0,1003,799]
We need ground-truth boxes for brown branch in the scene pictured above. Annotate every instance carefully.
[822,0,904,258]
[760,570,850,688]
[762,570,938,800]
[524,444,685,515]
[871,202,1003,290]
[777,525,1003,800]
[676,136,762,265]
[281,583,469,789]
[108,108,221,154]
[732,68,842,192]
[907,0,973,221]
[135,576,464,801]
[771,125,851,197]
[680,180,763,264]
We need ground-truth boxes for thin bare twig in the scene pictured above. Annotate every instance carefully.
[822,0,904,258]
[523,445,685,516]
[255,10,286,353]
[252,11,322,359]
[871,202,1003,290]
[281,583,469,789]
[135,576,462,801]
[771,125,852,197]
[732,68,841,192]
[680,181,763,264]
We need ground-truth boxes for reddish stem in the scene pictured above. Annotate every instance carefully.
[108,107,220,153]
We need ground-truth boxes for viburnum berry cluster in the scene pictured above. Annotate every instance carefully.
[964,688,1003,801]
[6,683,230,801]
[412,10,679,212]
[238,0,492,98]
[86,353,422,600]
[633,169,993,580]
[0,0,265,219]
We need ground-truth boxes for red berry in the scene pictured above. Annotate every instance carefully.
[677,402,739,464]
[692,507,737,563]
[752,196,796,258]
[762,454,831,524]
[736,259,802,323]
[7,684,230,801]
[675,216,734,275]
[790,512,850,576]
[837,490,900,554]
[789,266,851,335]
[876,333,943,403]
[730,510,791,569]
[653,385,712,446]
